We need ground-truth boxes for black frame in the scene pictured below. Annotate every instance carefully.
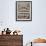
[31,42,32,46]
[16,1,32,21]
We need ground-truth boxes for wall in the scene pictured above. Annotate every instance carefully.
[0,0,46,45]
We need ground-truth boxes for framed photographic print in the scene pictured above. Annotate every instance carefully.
[16,1,32,21]
[32,43,46,46]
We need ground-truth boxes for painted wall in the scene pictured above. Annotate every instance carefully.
[0,0,46,45]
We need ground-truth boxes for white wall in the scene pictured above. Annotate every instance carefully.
[0,0,46,45]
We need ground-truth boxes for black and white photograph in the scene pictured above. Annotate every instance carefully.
[16,1,32,21]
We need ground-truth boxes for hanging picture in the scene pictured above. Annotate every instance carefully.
[16,1,32,21]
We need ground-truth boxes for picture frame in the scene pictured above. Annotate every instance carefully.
[32,42,46,46]
[16,1,32,21]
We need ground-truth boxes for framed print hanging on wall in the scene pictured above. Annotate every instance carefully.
[16,1,32,21]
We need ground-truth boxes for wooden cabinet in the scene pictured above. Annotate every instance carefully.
[0,35,23,46]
